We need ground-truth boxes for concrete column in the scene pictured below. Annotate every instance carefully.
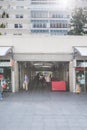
[69,60,76,93]
[72,66,76,93]
[11,61,19,92]
[69,61,73,92]
[73,59,76,93]
[11,70,15,93]
[14,61,19,92]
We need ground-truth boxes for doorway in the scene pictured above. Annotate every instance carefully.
[18,61,69,92]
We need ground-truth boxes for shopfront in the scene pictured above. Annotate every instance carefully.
[75,61,87,93]
[0,61,11,91]
[0,46,14,92]
[73,47,87,93]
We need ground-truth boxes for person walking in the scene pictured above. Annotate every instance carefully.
[23,74,29,91]
[45,74,51,87]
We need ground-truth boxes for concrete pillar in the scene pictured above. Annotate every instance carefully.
[69,61,73,92]
[72,66,76,93]
[12,70,15,93]
[69,60,76,93]
[14,61,19,92]
[11,61,19,92]
[72,59,76,93]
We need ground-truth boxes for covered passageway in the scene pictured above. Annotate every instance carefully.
[18,60,69,92]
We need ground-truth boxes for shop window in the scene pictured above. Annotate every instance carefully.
[75,60,87,92]
[75,68,85,92]
[0,66,11,92]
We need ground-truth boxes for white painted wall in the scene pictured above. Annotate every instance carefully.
[0,35,87,54]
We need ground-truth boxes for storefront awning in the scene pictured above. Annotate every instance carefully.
[0,46,12,56]
[74,47,87,56]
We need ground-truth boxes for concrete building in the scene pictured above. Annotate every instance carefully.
[0,35,87,93]
[0,0,87,35]
[0,0,87,93]
[0,0,30,35]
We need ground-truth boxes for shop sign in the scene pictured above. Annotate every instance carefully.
[0,62,10,67]
[75,67,85,71]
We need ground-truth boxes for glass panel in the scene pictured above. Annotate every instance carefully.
[77,60,85,67]
[0,67,11,92]
[75,67,85,92]
[85,67,87,91]
[77,60,87,67]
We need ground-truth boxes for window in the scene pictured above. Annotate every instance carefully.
[33,23,47,28]
[31,11,48,18]
[0,6,2,9]
[14,24,23,28]
[50,20,68,28]
[31,30,48,33]
[16,15,23,18]
[50,30,67,35]
[16,6,24,9]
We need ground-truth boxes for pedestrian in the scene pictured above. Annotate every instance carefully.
[39,74,44,87]
[35,73,40,86]
[45,74,51,87]
[76,75,81,94]
[0,80,3,101]
[23,74,29,91]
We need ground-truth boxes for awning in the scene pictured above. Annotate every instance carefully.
[74,47,87,56]
[0,46,12,56]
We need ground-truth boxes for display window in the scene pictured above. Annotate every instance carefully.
[0,61,11,92]
[75,60,87,93]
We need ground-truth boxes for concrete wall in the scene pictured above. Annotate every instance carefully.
[0,35,87,54]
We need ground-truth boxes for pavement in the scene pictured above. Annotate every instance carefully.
[0,88,87,130]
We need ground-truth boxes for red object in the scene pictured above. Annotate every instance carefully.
[0,74,3,79]
[52,81,66,91]
[2,84,7,89]
[75,67,85,71]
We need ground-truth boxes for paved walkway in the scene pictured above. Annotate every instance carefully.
[0,90,87,130]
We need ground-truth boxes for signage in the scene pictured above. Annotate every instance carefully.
[0,62,10,67]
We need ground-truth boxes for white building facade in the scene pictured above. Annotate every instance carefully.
[0,0,87,35]
[0,0,87,93]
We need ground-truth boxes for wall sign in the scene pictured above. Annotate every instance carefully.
[0,62,10,67]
